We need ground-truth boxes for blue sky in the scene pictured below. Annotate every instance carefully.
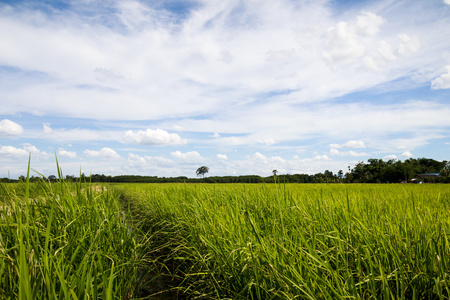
[1,0,450,179]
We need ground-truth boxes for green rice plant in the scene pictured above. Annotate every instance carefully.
[116,183,450,299]
[0,160,150,299]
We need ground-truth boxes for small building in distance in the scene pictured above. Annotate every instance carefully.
[416,173,440,183]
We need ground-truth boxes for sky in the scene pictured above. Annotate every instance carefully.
[1,0,450,179]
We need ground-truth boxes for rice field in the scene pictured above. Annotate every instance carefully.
[117,182,450,299]
[1,169,450,299]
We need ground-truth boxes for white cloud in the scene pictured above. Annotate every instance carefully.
[0,145,28,160]
[445,0,450,5]
[431,66,450,90]
[329,143,340,149]
[0,119,23,136]
[330,140,366,149]
[348,150,370,157]
[313,155,330,161]
[58,148,77,159]
[383,154,398,161]
[172,125,184,132]
[128,153,146,165]
[323,21,366,64]
[43,122,52,134]
[125,129,187,145]
[356,12,386,36]
[170,151,203,163]
[23,143,50,159]
[0,143,49,160]
[330,148,340,155]
[145,155,174,166]
[84,147,120,160]
[331,147,369,157]
[377,40,397,61]
[323,12,385,65]
[345,140,366,148]
[248,152,286,164]
[257,138,275,145]
[217,154,228,160]
[397,34,420,56]
[400,151,413,158]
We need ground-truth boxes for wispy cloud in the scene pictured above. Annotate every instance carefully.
[431,66,450,89]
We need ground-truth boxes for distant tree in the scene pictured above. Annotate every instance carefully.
[338,170,344,183]
[441,161,450,182]
[48,175,57,182]
[196,166,209,178]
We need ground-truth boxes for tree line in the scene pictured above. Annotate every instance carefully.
[2,157,448,184]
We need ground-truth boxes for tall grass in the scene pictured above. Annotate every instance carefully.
[0,164,149,299]
[117,183,450,299]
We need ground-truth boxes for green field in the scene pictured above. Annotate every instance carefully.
[2,176,450,299]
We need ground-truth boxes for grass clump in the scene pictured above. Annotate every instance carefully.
[0,163,148,299]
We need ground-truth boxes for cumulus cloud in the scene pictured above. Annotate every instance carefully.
[23,143,50,159]
[0,119,23,136]
[431,66,450,89]
[0,144,49,160]
[58,148,77,158]
[400,151,413,158]
[125,129,187,145]
[323,12,385,65]
[323,21,366,64]
[330,148,340,155]
[445,0,450,5]
[84,147,120,160]
[0,145,28,160]
[170,151,203,163]
[217,154,228,160]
